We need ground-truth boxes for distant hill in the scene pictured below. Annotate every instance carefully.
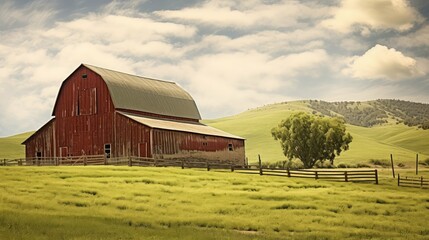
[0,132,33,159]
[204,100,429,166]
[309,99,429,129]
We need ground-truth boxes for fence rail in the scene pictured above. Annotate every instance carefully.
[397,174,428,189]
[235,167,378,184]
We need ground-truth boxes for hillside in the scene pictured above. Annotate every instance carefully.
[309,99,429,129]
[204,100,429,166]
[0,132,33,159]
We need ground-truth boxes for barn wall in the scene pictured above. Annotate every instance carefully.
[152,129,245,165]
[25,120,55,159]
[114,113,152,157]
[53,66,115,157]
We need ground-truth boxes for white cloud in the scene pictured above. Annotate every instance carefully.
[394,25,429,48]
[0,0,57,29]
[322,0,423,34]
[343,44,424,80]
[155,0,329,29]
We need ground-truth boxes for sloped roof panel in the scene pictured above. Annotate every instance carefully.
[119,112,244,140]
[84,64,201,120]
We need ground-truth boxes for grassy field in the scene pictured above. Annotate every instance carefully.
[0,166,428,239]
[0,132,33,159]
[204,101,429,165]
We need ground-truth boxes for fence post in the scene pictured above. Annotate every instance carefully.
[375,169,378,184]
[287,167,291,177]
[398,174,400,186]
[207,161,210,171]
[416,154,419,175]
[84,156,87,166]
[345,171,348,182]
[104,156,107,165]
[231,163,234,172]
[258,154,263,175]
[181,160,184,169]
[128,156,132,167]
[421,176,424,188]
[315,171,318,180]
[390,154,395,178]
[3,159,6,166]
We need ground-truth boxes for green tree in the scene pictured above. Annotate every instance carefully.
[271,112,353,168]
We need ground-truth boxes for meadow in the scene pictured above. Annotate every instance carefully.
[1,166,428,239]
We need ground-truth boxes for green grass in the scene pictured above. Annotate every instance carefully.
[0,166,428,239]
[0,132,33,159]
[204,101,429,165]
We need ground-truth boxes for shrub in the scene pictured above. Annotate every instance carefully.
[336,162,357,168]
[336,163,347,168]
[369,159,390,167]
[315,161,335,168]
[356,163,371,168]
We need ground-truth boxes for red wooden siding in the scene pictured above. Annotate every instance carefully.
[114,113,152,157]
[152,129,245,164]
[53,66,114,156]
[24,120,55,158]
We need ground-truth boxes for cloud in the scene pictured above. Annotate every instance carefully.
[1,0,428,137]
[343,44,424,80]
[0,0,57,30]
[155,0,329,29]
[322,0,423,34]
[129,49,329,118]
[393,25,429,48]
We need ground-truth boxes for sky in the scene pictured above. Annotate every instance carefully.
[0,0,428,137]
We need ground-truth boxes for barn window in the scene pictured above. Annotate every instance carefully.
[228,143,233,151]
[78,88,97,115]
[104,144,111,158]
[82,73,87,78]
[202,142,208,146]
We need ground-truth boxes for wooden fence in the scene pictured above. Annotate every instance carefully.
[0,155,240,170]
[397,174,428,189]
[0,155,378,184]
[235,166,378,184]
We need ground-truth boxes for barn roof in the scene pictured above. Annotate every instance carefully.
[84,64,201,120]
[119,112,244,140]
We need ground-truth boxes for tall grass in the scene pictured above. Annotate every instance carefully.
[0,166,428,239]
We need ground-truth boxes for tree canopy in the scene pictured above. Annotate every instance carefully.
[271,112,353,168]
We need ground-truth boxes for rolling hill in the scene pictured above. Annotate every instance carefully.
[204,100,429,166]
[0,132,33,159]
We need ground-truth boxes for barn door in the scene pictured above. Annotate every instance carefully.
[139,143,148,158]
[60,147,68,157]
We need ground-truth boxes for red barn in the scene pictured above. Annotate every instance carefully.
[23,64,245,164]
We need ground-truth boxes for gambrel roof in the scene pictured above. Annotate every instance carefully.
[53,64,201,120]
[84,64,201,120]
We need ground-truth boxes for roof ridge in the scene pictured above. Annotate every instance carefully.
[82,63,176,85]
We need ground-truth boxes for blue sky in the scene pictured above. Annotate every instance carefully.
[0,0,428,136]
